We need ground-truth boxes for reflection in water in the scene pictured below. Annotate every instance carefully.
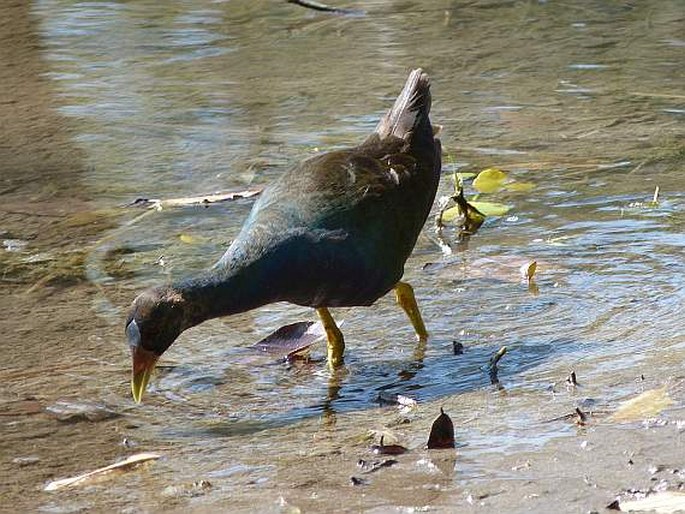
[2,0,683,511]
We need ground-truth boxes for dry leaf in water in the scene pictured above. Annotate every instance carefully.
[427,408,455,449]
[251,321,326,360]
[609,387,674,423]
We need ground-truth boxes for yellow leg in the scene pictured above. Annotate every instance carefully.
[394,281,428,341]
[317,307,345,369]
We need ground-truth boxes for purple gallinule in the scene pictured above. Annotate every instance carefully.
[126,69,441,402]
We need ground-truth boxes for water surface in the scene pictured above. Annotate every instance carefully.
[2,0,684,512]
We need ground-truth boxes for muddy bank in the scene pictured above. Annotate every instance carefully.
[0,3,128,509]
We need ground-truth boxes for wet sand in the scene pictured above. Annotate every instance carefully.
[0,3,129,509]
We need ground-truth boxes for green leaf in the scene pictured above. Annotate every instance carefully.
[468,201,511,216]
[473,168,507,193]
[456,172,477,181]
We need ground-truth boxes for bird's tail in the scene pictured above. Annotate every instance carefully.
[374,68,432,143]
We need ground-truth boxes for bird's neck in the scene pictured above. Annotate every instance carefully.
[174,264,275,330]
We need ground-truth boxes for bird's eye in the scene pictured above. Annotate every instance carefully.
[126,320,141,348]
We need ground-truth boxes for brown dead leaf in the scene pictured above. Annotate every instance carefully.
[251,321,326,360]
[427,408,455,449]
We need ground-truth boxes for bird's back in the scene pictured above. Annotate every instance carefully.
[218,69,441,308]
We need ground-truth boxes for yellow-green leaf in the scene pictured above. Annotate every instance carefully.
[469,201,511,216]
[505,181,536,192]
[473,168,507,193]
[456,172,477,181]
[441,206,462,223]
[609,387,674,422]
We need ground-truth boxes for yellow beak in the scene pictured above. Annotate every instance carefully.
[131,346,158,403]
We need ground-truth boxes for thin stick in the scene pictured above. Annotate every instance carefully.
[128,189,261,210]
[287,0,363,15]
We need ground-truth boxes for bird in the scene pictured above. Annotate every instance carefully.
[126,68,442,403]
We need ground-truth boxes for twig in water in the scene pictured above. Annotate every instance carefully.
[286,0,364,15]
[127,190,261,210]
[488,346,507,384]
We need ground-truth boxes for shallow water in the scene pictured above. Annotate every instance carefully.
[2,0,684,512]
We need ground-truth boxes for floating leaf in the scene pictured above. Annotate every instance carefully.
[609,387,674,422]
[427,408,455,449]
[473,168,507,193]
[618,491,685,513]
[505,181,536,192]
[45,453,161,491]
[251,321,326,361]
[468,201,511,216]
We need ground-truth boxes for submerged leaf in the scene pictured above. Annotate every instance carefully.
[619,491,685,513]
[609,387,674,422]
[473,168,507,193]
[427,408,455,449]
[468,201,511,216]
[179,233,205,244]
[251,321,326,360]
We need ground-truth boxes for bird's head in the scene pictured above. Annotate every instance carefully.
[126,287,186,403]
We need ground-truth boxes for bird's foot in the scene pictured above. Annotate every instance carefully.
[316,307,345,369]
[394,281,429,341]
